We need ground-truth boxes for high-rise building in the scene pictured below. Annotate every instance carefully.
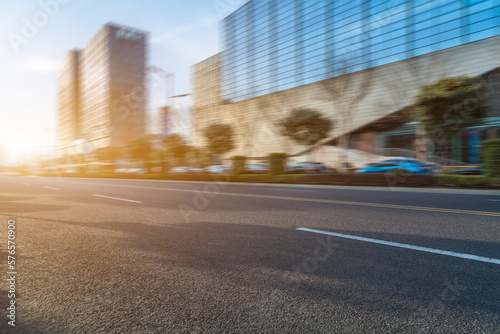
[193,0,500,162]
[191,54,222,145]
[56,48,81,150]
[57,22,149,153]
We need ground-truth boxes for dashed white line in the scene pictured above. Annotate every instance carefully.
[487,199,500,202]
[251,187,315,192]
[297,227,500,265]
[44,186,61,190]
[92,194,142,203]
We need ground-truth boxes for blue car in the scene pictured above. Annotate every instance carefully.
[356,159,434,174]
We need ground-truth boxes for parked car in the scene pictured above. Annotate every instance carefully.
[170,166,201,174]
[287,162,330,174]
[114,168,147,174]
[356,159,434,174]
[244,163,269,174]
[204,165,230,174]
[339,162,354,168]
[127,168,147,174]
[450,166,482,175]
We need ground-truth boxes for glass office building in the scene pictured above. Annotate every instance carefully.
[57,49,81,149]
[192,54,223,145]
[221,0,500,102]
[58,23,148,152]
[80,23,148,148]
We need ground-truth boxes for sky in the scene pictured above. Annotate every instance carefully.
[0,0,247,164]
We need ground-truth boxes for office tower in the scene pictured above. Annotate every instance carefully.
[56,48,81,150]
[192,53,222,145]
[57,22,149,153]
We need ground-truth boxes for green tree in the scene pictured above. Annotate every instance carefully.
[204,123,235,157]
[279,108,333,147]
[162,133,188,165]
[414,76,486,139]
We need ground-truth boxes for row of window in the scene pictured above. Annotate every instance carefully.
[223,5,497,56]
[222,0,499,102]
[225,0,496,45]
[223,23,496,81]
[225,0,495,39]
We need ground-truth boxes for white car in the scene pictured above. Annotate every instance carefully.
[204,165,230,174]
[171,166,192,174]
[170,166,202,174]
[244,163,269,174]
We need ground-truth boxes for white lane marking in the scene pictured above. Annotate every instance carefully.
[251,187,315,192]
[22,183,31,185]
[92,194,142,203]
[44,186,61,190]
[487,199,500,202]
[297,227,500,265]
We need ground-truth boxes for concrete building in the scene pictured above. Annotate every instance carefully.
[56,49,81,150]
[57,22,149,154]
[192,53,222,146]
[193,0,500,165]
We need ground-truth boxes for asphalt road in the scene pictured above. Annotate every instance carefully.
[1,175,499,333]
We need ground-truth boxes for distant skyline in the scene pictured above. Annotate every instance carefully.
[0,0,247,163]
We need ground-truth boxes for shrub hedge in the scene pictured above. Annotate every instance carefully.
[268,153,287,175]
[231,155,246,175]
[481,139,500,178]
[433,175,500,187]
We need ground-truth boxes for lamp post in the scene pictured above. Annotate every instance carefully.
[168,93,192,144]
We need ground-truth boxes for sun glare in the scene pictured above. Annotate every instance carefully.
[0,130,56,165]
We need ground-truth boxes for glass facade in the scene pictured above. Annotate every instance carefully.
[221,0,500,102]
[192,54,222,140]
[79,23,148,148]
[57,49,81,148]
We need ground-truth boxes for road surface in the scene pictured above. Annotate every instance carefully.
[1,175,499,333]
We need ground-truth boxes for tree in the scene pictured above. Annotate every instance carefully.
[256,89,299,153]
[377,52,452,161]
[279,108,333,147]
[162,133,188,165]
[414,76,486,141]
[127,138,152,162]
[203,123,235,158]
